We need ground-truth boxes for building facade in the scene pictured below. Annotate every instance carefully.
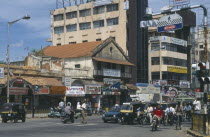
[51,0,128,54]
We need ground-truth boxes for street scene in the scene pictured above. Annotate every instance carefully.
[0,0,210,136]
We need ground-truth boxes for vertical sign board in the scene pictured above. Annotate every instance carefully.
[64,77,71,86]
[157,14,183,33]
[0,68,4,78]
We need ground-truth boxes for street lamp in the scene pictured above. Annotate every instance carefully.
[7,15,31,103]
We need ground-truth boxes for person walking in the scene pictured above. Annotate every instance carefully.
[81,102,87,124]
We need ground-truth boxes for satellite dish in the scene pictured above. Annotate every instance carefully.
[161,5,174,11]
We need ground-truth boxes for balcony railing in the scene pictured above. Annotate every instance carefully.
[93,69,131,78]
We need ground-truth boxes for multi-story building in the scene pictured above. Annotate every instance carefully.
[50,0,127,54]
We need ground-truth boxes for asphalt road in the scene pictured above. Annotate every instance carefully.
[0,116,191,137]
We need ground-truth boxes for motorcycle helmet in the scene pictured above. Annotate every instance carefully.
[67,102,71,106]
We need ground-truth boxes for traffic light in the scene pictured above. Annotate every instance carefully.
[198,62,207,77]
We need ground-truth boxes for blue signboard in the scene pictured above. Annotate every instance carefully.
[158,23,183,32]
[157,14,183,33]
[103,82,120,92]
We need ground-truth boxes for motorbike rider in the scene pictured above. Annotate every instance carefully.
[165,105,175,124]
[147,104,153,124]
[175,102,183,127]
[64,102,74,122]
[152,104,163,127]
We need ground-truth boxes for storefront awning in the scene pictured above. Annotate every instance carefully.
[92,57,135,66]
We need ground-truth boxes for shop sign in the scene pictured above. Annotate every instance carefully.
[167,66,187,74]
[164,87,178,97]
[9,87,28,95]
[64,77,71,86]
[179,80,190,88]
[124,0,129,10]
[103,69,121,77]
[150,36,160,42]
[153,80,167,86]
[171,37,187,47]
[137,84,160,94]
[85,84,101,94]
[103,78,121,95]
[173,0,190,6]
[34,87,49,95]
[167,80,179,87]
[50,86,66,95]
[15,78,24,84]
[66,86,85,97]
[0,68,4,79]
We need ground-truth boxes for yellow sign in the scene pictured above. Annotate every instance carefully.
[167,66,187,74]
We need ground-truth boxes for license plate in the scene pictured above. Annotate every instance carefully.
[8,114,11,116]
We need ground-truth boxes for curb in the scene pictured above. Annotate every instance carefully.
[187,130,210,137]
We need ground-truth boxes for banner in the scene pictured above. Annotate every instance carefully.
[85,84,101,94]
[66,86,85,97]
[103,69,121,77]
[103,78,121,95]
[167,66,187,74]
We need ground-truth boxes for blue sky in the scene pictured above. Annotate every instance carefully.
[0,0,209,62]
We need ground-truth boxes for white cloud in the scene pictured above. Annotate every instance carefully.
[11,40,24,47]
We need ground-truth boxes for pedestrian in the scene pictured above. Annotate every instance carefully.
[193,98,201,113]
[59,100,64,109]
[147,104,153,124]
[81,101,87,124]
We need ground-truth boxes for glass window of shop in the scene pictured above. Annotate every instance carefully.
[162,42,187,54]
[152,72,160,80]
[163,57,187,67]
[151,57,160,65]
[162,71,187,80]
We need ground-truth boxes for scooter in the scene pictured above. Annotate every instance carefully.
[60,111,75,124]
[48,107,61,118]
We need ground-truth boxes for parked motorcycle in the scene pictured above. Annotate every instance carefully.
[151,116,158,131]
[48,107,61,118]
[60,111,75,124]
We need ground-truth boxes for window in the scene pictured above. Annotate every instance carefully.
[200,45,203,48]
[56,43,61,46]
[66,11,77,19]
[66,24,77,32]
[80,22,91,30]
[54,26,64,34]
[163,57,187,67]
[93,20,104,28]
[121,66,125,73]
[97,62,101,70]
[69,42,76,44]
[151,57,160,65]
[80,9,91,17]
[93,6,105,14]
[152,72,160,80]
[54,14,63,21]
[96,38,101,41]
[110,47,113,53]
[112,64,116,69]
[151,43,160,50]
[107,17,118,26]
[75,64,80,68]
[107,4,119,12]
[83,40,88,43]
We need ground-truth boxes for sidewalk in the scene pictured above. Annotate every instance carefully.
[187,129,210,137]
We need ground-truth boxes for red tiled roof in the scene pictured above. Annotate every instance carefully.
[44,41,103,58]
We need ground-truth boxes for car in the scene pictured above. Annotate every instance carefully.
[102,106,121,123]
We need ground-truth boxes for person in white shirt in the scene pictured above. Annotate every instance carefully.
[147,104,153,124]
[165,105,175,114]
[193,99,201,113]
[81,102,87,124]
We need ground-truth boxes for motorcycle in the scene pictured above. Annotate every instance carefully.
[48,107,61,118]
[151,116,158,131]
[60,111,75,124]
